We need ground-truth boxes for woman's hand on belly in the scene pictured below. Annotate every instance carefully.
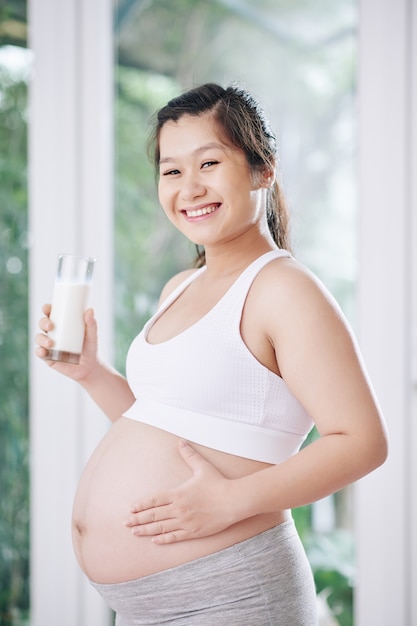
[74,418,285,582]
[124,440,242,544]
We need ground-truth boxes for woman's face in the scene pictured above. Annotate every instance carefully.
[157,113,268,249]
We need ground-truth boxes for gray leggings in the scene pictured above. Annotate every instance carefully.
[91,520,318,625]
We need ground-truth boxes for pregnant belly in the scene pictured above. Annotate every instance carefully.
[72,417,286,584]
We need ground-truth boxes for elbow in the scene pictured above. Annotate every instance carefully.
[365,428,389,473]
[377,433,389,467]
[349,422,389,479]
[377,419,389,466]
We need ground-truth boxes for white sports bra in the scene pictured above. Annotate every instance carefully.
[123,250,314,464]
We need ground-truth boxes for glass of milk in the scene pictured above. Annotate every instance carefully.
[46,254,95,364]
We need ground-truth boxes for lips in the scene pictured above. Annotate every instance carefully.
[183,203,220,218]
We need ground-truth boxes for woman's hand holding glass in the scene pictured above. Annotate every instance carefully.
[35,304,99,383]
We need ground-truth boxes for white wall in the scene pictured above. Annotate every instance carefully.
[28,0,113,624]
[356,0,417,624]
[411,3,417,620]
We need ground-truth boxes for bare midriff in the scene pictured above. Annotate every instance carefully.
[72,416,288,584]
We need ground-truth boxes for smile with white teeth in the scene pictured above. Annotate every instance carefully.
[185,204,219,218]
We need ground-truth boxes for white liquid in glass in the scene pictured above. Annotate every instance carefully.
[49,282,90,354]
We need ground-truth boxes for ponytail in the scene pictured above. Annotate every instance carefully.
[267,180,291,252]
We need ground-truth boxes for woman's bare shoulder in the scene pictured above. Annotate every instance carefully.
[249,254,346,338]
[255,255,337,306]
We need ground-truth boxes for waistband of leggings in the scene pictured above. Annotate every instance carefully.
[90,518,297,591]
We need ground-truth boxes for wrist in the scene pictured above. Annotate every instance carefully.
[78,359,103,389]
[228,476,262,523]
[231,471,277,521]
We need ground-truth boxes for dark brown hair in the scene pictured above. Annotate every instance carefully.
[148,83,291,266]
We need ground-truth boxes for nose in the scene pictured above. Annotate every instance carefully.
[180,172,206,202]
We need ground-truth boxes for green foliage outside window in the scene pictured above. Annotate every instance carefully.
[0,51,30,626]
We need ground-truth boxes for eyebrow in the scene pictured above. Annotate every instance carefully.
[159,141,226,165]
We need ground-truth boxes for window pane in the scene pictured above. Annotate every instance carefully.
[0,1,30,621]
[114,1,357,623]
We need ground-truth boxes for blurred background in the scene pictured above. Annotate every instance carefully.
[0,1,415,625]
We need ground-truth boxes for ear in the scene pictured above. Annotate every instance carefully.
[253,165,276,189]
[261,168,276,188]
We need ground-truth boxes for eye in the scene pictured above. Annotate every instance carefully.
[162,168,180,176]
[201,160,219,169]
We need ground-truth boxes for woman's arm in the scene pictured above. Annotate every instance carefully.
[245,256,389,509]
[36,269,196,422]
[124,258,388,542]
[78,358,135,423]
[36,305,135,422]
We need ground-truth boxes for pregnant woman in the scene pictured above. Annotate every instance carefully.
[36,83,388,625]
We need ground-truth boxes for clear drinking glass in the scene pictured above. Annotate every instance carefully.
[46,254,95,364]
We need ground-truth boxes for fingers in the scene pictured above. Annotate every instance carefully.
[125,495,179,536]
[35,306,97,359]
[178,440,219,478]
[152,531,186,544]
[81,308,97,355]
[83,308,97,338]
[125,509,191,543]
[178,439,202,467]
[129,494,170,515]
[129,519,187,544]
[127,517,177,537]
[84,307,95,324]
[38,305,53,333]
[35,327,53,358]
[35,304,53,358]
[38,304,95,332]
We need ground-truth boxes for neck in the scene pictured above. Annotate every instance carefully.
[202,232,277,279]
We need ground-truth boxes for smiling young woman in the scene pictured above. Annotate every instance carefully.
[36,83,388,626]
[157,115,270,254]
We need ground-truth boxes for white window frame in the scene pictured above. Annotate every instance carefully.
[356,0,417,624]
[29,0,113,624]
[28,0,417,623]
